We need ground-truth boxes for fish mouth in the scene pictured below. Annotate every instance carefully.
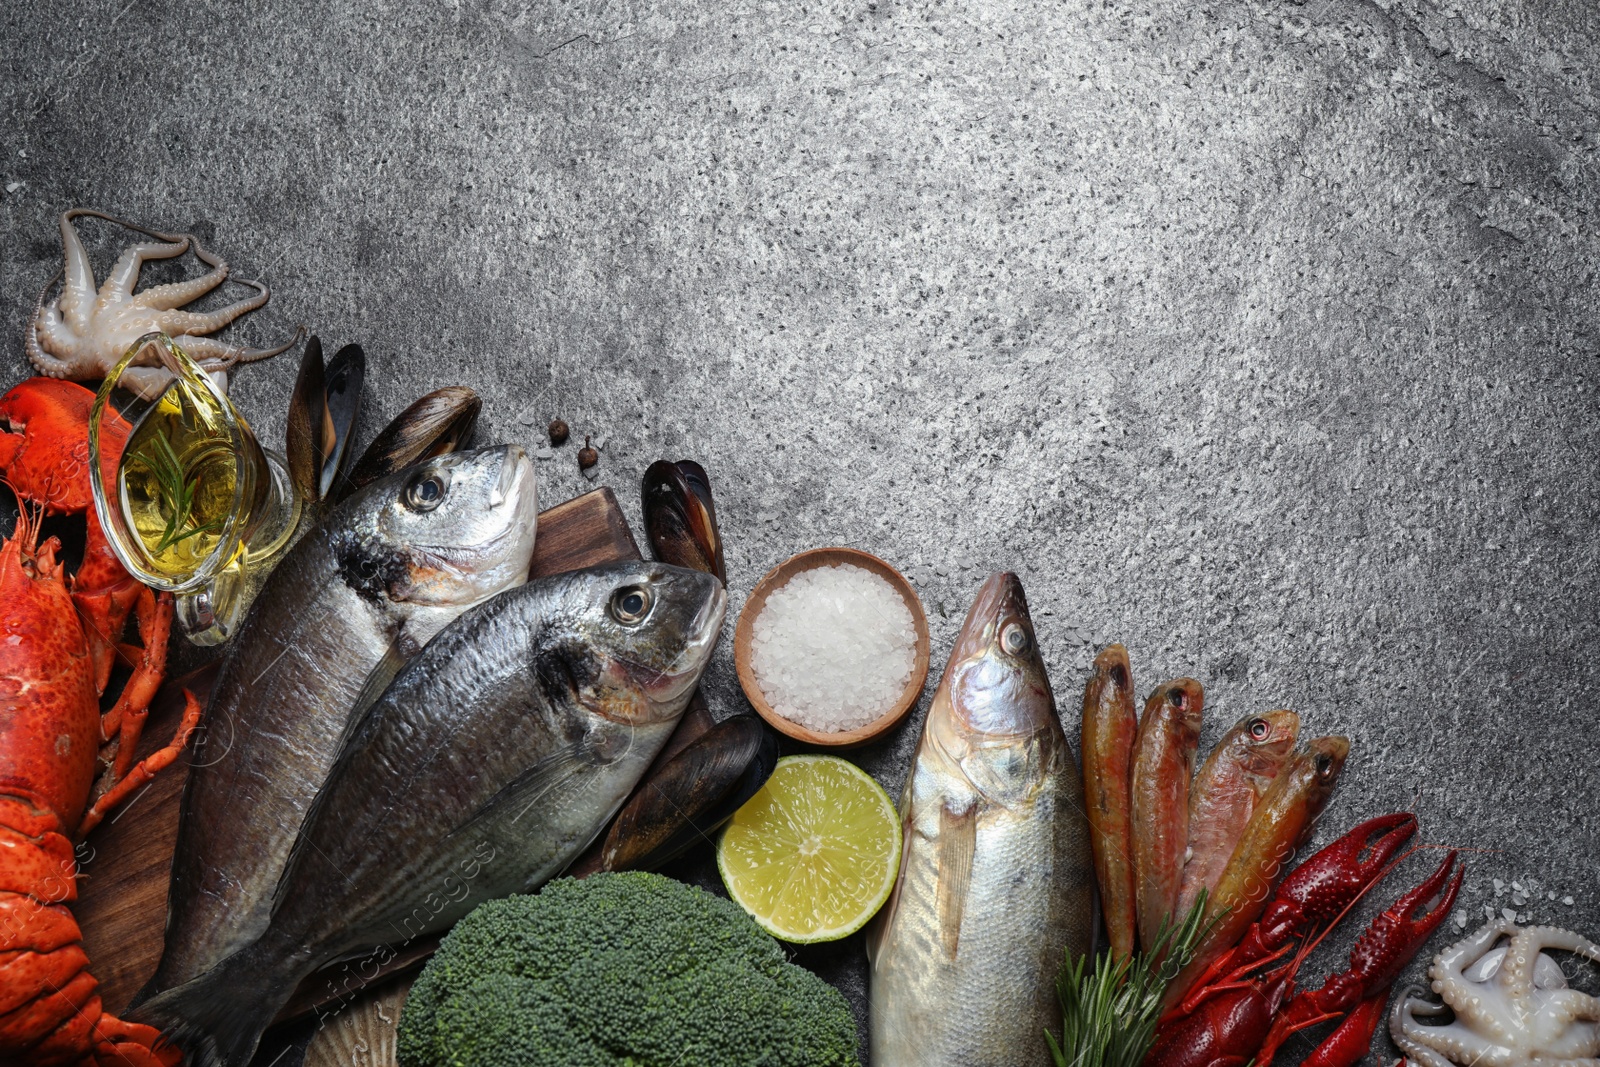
[408,448,540,585]
[487,444,527,509]
[949,571,1028,663]
[632,579,727,707]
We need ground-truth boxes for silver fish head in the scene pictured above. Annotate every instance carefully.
[945,571,1057,739]
[540,561,727,727]
[332,444,538,616]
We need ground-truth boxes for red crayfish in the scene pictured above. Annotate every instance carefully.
[0,377,200,1067]
[1147,813,1464,1067]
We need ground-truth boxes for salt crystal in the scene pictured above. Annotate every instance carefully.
[1512,893,1527,906]
[1512,881,1524,893]
[1493,879,1506,895]
[749,562,918,733]
[1453,910,1467,929]
[1564,896,1575,906]
[1502,908,1518,923]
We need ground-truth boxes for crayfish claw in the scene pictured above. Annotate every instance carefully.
[1361,851,1463,986]
[1269,813,1419,933]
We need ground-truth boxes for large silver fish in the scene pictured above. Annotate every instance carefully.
[136,446,538,1003]
[869,572,1093,1067]
[132,560,726,1067]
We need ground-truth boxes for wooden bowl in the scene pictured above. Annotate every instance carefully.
[734,547,931,748]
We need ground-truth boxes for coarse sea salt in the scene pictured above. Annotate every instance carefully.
[749,562,916,733]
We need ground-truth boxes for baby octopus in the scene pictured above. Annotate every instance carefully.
[1390,919,1600,1066]
[26,209,300,398]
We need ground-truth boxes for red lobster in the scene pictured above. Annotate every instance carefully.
[0,378,200,1067]
[1147,813,1464,1067]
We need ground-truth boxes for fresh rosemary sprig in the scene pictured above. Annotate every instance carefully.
[1045,892,1219,1067]
[137,430,224,553]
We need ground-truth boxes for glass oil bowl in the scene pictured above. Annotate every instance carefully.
[88,331,300,645]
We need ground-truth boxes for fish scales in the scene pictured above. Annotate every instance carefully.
[870,572,1093,1067]
[132,561,725,1067]
[139,447,537,1002]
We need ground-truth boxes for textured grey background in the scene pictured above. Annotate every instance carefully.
[4,0,1598,1062]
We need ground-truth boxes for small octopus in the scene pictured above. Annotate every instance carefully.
[26,208,300,398]
[1390,919,1600,1067]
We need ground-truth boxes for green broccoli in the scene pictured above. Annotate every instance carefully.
[398,872,862,1067]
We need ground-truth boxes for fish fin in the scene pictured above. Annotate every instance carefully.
[443,744,590,852]
[937,800,977,960]
[128,940,292,1067]
[342,639,410,743]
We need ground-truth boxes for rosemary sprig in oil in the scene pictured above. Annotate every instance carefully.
[137,430,225,553]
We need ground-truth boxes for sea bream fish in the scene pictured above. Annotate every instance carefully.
[869,572,1093,1067]
[132,560,726,1067]
[135,446,538,1004]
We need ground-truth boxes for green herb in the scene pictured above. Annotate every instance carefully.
[1045,893,1220,1067]
[136,430,224,553]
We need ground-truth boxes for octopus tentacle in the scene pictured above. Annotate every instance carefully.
[56,212,98,333]
[156,278,271,336]
[1433,920,1518,985]
[99,238,191,303]
[177,327,304,370]
[25,271,77,379]
[118,367,180,402]
[62,208,192,309]
[133,240,231,310]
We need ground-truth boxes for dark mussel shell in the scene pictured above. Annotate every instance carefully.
[320,344,365,499]
[342,386,481,498]
[599,714,778,873]
[642,459,725,582]
[286,337,367,506]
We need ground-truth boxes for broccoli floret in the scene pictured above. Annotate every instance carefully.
[398,872,861,1067]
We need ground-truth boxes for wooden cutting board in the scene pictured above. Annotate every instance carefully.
[75,487,641,1021]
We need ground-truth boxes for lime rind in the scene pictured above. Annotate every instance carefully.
[717,755,903,944]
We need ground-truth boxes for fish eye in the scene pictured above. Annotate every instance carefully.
[610,585,653,625]
[403,470,450,512]
[1315,754,1334,776]
[1000,622,1031,657]
[1249,718,1270,740]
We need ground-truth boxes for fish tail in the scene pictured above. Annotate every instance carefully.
[129,943,290,1067]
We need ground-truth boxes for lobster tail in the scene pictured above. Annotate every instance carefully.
[130,941,291,1067]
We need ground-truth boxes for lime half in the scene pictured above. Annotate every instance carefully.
[717,754,902,943]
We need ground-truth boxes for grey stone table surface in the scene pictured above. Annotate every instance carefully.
[4,0,1598,1062]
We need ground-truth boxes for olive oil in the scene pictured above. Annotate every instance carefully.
[91,331,302,644]
[117,377,263,579]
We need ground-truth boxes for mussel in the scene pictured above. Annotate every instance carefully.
[567,457,780,878]
[286,336,366,506]
[341,386,481,499]
[642,459,725,582]
[599,715,779,873]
